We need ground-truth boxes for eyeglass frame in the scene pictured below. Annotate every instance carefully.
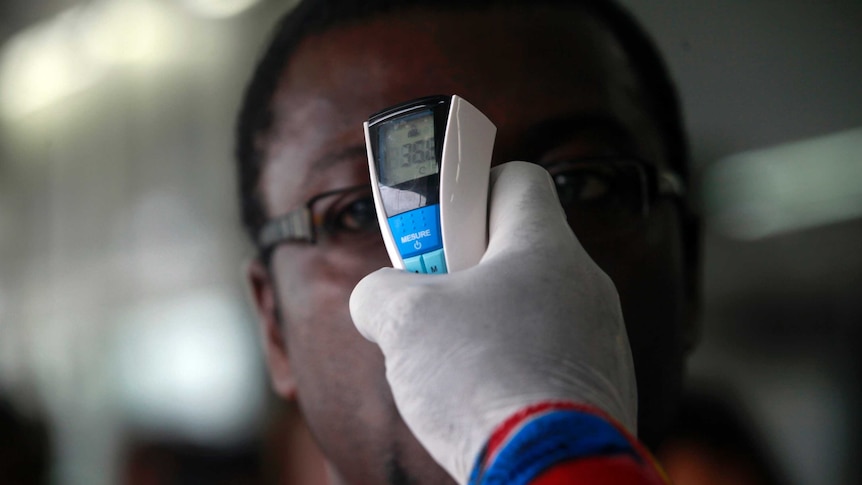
[256,156,685,260]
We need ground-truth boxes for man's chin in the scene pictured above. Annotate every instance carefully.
[320,426,457,485]
[385,449,457,485]
[386,426,458,485]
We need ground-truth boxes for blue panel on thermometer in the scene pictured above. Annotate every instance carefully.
[387,204,443,260]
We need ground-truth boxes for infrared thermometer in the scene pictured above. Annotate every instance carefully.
[364,95,496,274]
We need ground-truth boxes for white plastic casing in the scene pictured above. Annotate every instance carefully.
[364,95,496,272]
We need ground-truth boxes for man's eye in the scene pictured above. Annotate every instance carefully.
[553,170,613,206]
[325,195,379,234]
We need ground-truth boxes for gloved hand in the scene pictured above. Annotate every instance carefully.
[349,161,637,484]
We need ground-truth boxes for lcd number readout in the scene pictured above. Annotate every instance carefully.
[400,137,435,167]
[380,111,439,186]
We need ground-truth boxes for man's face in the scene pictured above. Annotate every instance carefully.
[248,6,694,485]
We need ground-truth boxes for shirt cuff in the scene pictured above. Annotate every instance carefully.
[468,401,668,485]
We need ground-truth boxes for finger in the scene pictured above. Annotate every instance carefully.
[349,266,431,344]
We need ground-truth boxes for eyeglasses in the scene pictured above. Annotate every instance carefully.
[257,156,684,258]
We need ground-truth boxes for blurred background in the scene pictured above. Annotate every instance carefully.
[0,0,859,484]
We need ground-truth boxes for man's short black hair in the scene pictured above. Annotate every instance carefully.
[235,0,689,245]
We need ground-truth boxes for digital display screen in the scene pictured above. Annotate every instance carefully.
[378,110,438,187]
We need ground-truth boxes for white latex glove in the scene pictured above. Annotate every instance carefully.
[350,161,637,484]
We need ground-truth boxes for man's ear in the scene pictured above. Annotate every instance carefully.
[246,258,297,400]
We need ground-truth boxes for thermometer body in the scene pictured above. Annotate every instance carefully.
[364,95,496,274]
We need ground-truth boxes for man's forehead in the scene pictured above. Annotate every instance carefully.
[260,5,661,213]
[269,5,632,117]
[260,95,367,212]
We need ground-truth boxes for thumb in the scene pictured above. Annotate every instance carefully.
[483,161,574,262]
